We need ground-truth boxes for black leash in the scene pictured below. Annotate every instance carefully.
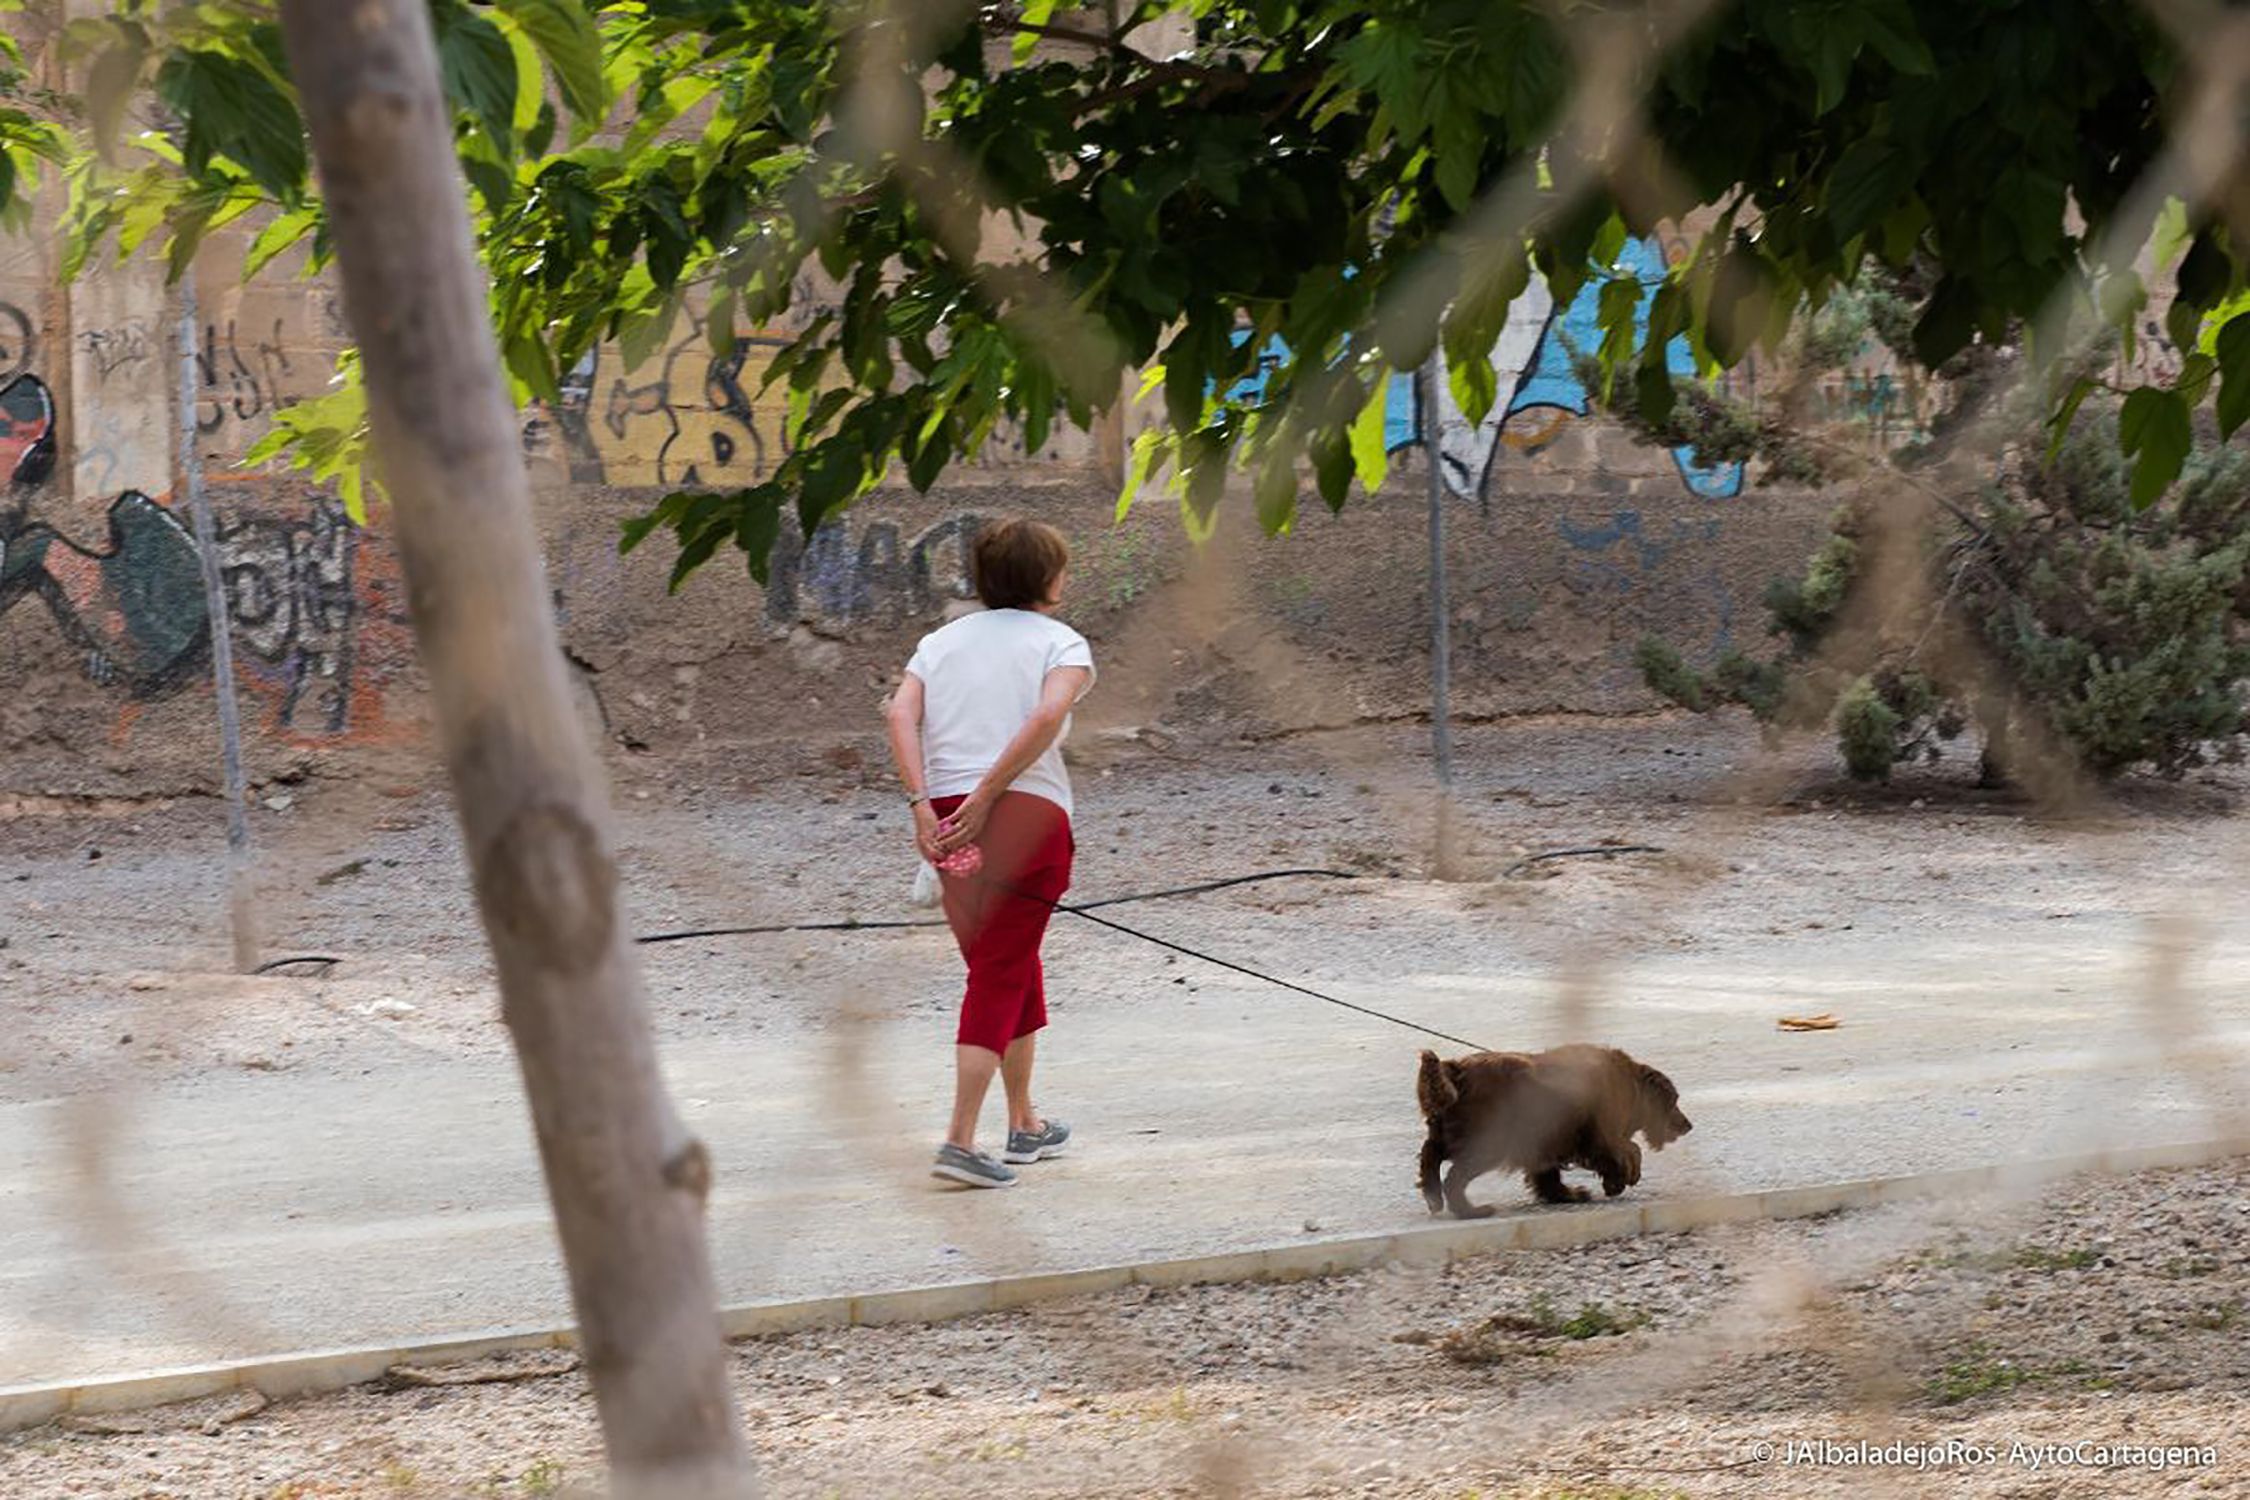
[286,848,1664,1055]
[632,867,1359,945]
[1028,886,1496,1053]
[644,862,1493,1052]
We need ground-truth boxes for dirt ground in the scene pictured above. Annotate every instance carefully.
[3,711,2248,1496]
[3,1156,2245,1499]
[3,710,2244,1104]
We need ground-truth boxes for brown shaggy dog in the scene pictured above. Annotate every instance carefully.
[1416,1044,1692,1217]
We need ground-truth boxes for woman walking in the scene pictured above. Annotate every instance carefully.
[884,518,1095,1187]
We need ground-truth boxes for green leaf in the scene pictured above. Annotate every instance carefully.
[2119,386,2190,509]
[1635,355,1676,427]
[908,414,953,493]
[2149,197,2192,272]
[1179,446,1226,543]
[1254,453,1297,535]
[1310,427,1352,512]
[2167,297,2202,355]
[1014,0,1060,65]
[2215,312,2250,438]
[244,205,317,281]
[166,202,217,283]
[1449,348,1497,429]
[1347,373,1390,494]
[2177,229,2231,310]
[2044,375,2096,462]
[1808,14,1862,116]
[1911,277,1978,368]
[154,47,307,204]
[1595,274,1641,394]
[493,0,608,123]
[1445,238,1527,424]
[1589,212,1628,273]
[1858,3,1936,73]
[2176,351,2217,406]
[503,323,562,405]
[435,1,518,154]
[1826,137,1914,244]
[1707,244,1774,367]
[736,489,784,585]
[668,518,728,593]
[1117,425,1168,522]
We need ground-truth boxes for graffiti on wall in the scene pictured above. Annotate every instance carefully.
[535,287,1099,489]
[764,512,983,627]
[0,361,386,739]
[1557,507,1740,669]
[196,317,298,437]
[77,318,157,383]
[549,330,796,490]
[1225,237,1749,504]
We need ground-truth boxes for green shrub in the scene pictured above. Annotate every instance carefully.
[1605,272,2250,784]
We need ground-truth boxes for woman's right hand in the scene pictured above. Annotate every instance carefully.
[912,802,945,865]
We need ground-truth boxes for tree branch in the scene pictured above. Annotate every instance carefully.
[978,10,1137,56]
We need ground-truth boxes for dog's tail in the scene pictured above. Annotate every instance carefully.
[1416,1048,1458,1118]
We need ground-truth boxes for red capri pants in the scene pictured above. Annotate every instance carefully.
[930,791,1073,1056]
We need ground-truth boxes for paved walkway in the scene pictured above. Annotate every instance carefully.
[3,925,2245,1386]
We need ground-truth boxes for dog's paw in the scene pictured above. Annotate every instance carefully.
[1600,1176,1629,1198]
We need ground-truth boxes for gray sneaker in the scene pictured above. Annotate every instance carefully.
[1002,1118,1071,1164]
[932,1142,1017,1188]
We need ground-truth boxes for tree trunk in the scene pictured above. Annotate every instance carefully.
[272,5,753,1494]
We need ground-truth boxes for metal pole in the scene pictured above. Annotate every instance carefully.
[178,281,259,973]
[1423,356,1459,877]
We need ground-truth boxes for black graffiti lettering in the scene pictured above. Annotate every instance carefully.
[197,319,298,434]
[763,513,984,628]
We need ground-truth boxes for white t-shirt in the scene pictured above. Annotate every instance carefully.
[904,608,1096,818]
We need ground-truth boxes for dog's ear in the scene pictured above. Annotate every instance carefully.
[1417,1049,1458,1116]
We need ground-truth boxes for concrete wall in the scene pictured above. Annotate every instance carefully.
[0,12,1877,795]
[0,210,1856,794]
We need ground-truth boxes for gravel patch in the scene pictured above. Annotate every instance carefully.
[7,1159,2245,1498]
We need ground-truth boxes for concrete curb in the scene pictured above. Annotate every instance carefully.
[4,1135,2242,1434]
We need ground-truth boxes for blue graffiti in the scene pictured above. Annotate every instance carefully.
[1223,332,1420,452]
[1214,238,1745,501]
[1509,237,1742,498]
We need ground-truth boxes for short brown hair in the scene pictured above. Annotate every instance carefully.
[970,518,1070,610]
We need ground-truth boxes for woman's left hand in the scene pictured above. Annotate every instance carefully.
[934,792,991,853]
[912,802,946,865]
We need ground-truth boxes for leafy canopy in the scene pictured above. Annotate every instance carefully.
[48,1,2240,585]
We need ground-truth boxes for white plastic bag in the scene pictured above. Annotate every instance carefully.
[910,860,942,908]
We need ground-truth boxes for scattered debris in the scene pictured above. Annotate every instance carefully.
[1778,1013,1842,1031]
[57,1412,149,1436]
[359,998,418,1020]
[316,859,369,887]
[199,1391,270,1434]
[379,1351,580,1390]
